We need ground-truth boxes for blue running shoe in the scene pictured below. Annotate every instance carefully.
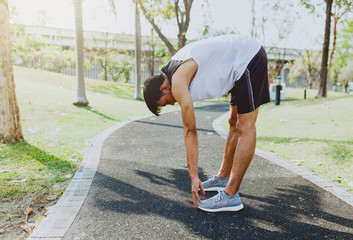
[202,175,229,192]
[198,191,244,212]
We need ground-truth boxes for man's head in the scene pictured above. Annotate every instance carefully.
[143,74,176,116]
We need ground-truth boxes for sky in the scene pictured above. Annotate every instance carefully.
[8,0,326,50]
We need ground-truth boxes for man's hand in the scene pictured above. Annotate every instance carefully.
[191,177,205,207]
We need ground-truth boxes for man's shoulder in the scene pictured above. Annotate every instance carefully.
[180,59,198,71]
[173,59,198,85]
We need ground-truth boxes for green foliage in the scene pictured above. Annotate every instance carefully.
[154,42,171,62]
[106,52,135,82]
[338,20,353,50]
[334,0,353,11]
[142,0,175,19]
[11,37,77,72]
[331,19,353,87]
[9,23,25,34]
[202,25,209,37]
[11,34,139,82]
[86,48,135,82]
[300,0,319,13]
[107,0,117,17]
[299,0,328,17]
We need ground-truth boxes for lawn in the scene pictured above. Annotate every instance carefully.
[221,88,353,191]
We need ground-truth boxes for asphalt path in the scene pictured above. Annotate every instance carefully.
[64,103,353,240]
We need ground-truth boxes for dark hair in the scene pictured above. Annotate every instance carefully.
[143,74,165,116]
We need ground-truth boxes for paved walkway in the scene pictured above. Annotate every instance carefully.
[29,103,353,240]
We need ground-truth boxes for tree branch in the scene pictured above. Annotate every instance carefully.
[175,0,181,27]
[138,0,176,55]
[183,0,193,31]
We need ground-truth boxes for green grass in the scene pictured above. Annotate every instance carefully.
[1,141,75,198]
[88,81,138,100]
[221,88,353,190]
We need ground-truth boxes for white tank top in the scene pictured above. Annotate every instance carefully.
[162,35,261,101]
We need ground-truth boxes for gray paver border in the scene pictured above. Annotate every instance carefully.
[212,111,353,208]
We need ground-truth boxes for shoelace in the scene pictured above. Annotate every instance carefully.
[210,176,216,183]
[214,192,224,203]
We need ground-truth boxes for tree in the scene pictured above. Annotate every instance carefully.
[134,0,143,100]
[338,59,353,92]
[138,0,194,55]
[73,0,89,106]
[0,0,24,143]
[91,32,119,81]
[107,53,135,82]
[331,19,353,89]
[327,0,353,72]
[288,50,321,89]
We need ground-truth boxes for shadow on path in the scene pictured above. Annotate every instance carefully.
[135,120,216,134]
[91,166,353,239]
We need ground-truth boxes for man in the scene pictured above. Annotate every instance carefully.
[143,34,270,212]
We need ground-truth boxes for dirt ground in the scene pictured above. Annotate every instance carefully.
[0,196,59,240]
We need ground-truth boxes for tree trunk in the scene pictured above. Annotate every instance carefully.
[343,81,348,93]
[73,0,89,106]
[317,0,333,98]
[175,0,193,50]
[103,57,108,81]
[332,70,338,88]
[177,28,187,50]
[327,17,338,73]
[0,0,24,143]
[149,29,155,76]
[134,0,142,100]
[308,74,314,89]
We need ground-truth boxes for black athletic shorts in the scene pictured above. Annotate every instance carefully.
[228,46,270,114]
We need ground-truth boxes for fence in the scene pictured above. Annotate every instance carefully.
[59,60,164,84]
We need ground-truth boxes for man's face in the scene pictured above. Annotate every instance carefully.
[156,93,176,107]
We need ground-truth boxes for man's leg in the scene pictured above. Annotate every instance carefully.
[198,107,260,211]
[224,107,259,196]
[217,105,239,178]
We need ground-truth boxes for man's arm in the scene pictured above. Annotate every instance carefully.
[172,60,205,207]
